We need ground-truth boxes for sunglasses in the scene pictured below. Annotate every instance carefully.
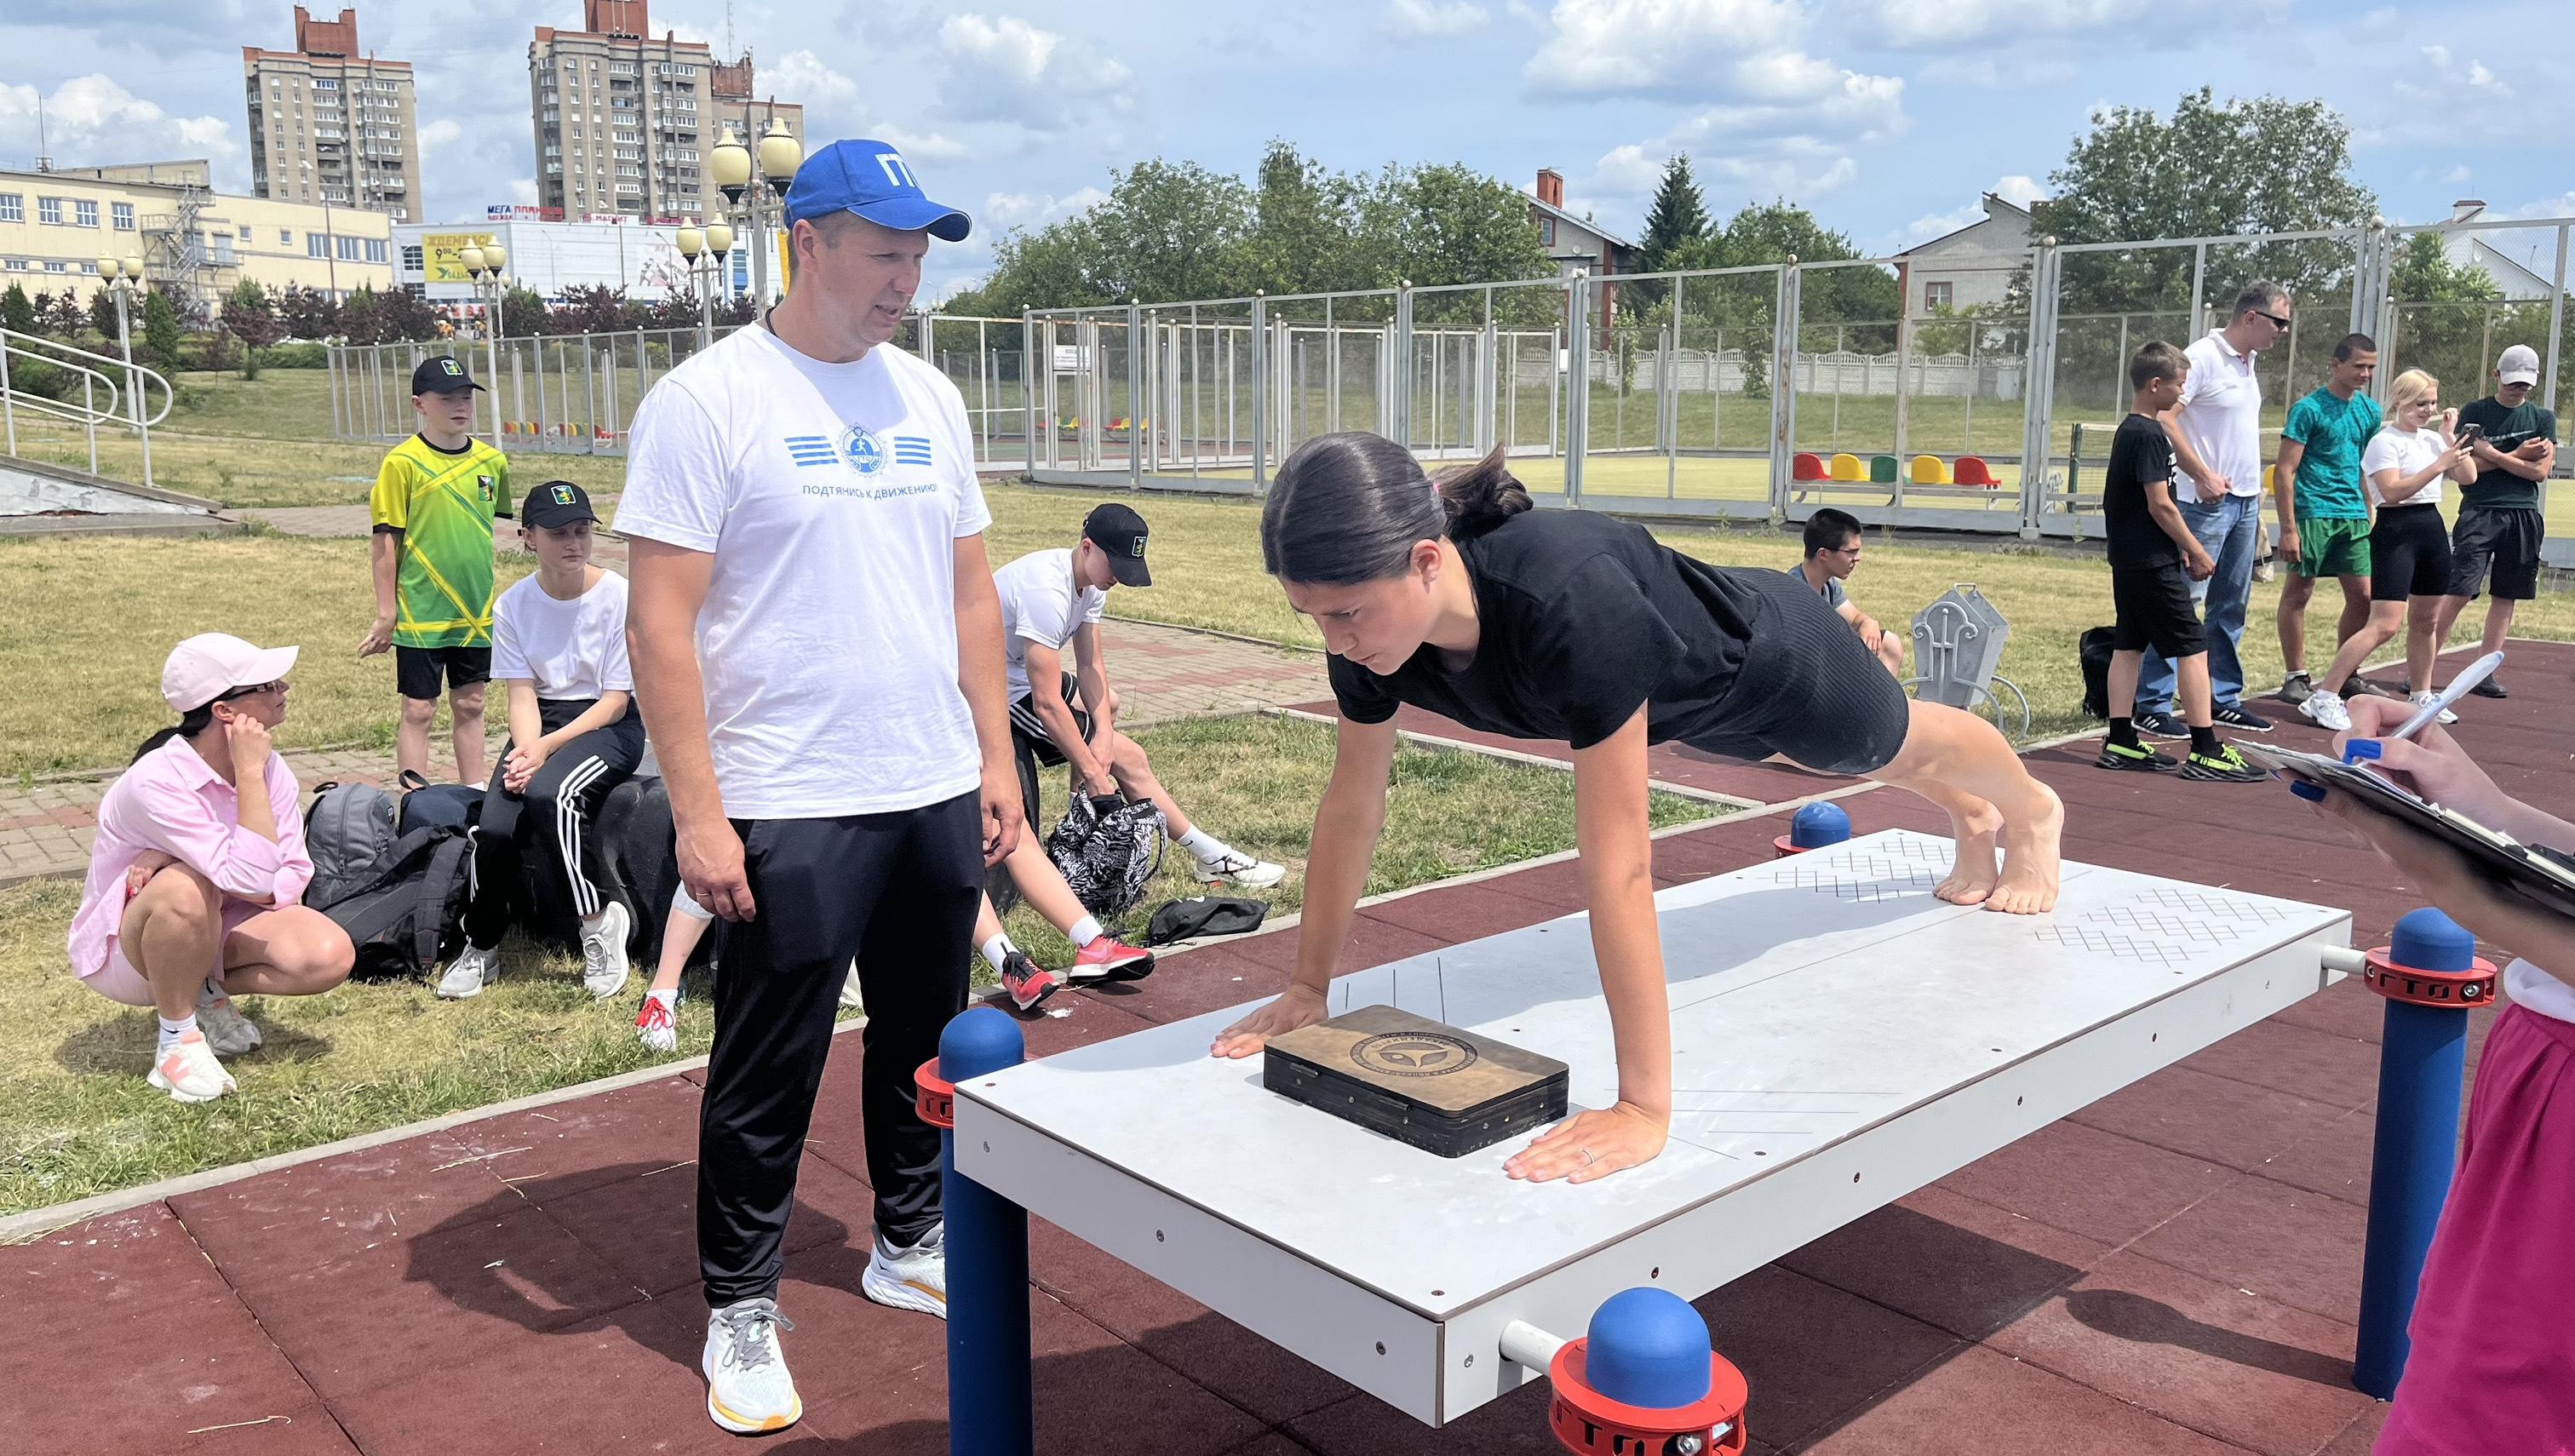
[2255,311,2291,330]
[217,679,288,701]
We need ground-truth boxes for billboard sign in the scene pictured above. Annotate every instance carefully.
[422,231,498,284]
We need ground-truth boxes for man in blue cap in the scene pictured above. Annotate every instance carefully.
[617,140,1018,1435]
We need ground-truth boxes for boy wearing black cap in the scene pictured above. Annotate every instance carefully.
[976,504,1285,1001]
[359,355,510,785]
[435,480,647,1000]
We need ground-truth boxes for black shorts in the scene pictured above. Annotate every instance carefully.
[2110,563,2207,660]
[2445,506,2543,601]
[1007,672,1093,768]
[2370,504,2452,603]
[1677,567,1913,776]
[396,644,491,701]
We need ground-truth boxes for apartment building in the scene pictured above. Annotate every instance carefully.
[530,2,805,224]
[0,161,394,309]
[243,7,422,221]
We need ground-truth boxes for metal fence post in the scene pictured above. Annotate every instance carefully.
[1392,281,1415,450]
[1566,272,1589,507]
[2546,225,2569,421]
[1023,311,1039,477]
[1767,262,1798,525]
[1127,299,1144,491]
[2016,238,2062,540]
[1250,291,1269,496]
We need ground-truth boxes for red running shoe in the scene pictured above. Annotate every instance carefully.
[1067,934,1154,983]
[1000,950,1060,1012]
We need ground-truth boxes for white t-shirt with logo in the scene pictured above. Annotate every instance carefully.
[995,547,1105,699]
[2177,330,2266,498]
[490,569,633,701]
[613,325,991,819]
[2360,427,2448,509]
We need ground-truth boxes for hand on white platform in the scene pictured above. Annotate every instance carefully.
[1209,986,1328,1058]
[1505,1102,1667,1184]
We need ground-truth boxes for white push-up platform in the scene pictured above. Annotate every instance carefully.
[954,829,2352,1425]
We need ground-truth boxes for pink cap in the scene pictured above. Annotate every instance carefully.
[162,633,299,712]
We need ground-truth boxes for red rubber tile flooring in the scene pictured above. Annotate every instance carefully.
[13,642,2572,1455]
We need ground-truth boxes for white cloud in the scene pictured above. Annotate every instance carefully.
[1527,0,1806,95]
[0,75,236,166]
[1899,175,2044,244]
[418,118,462,157]
[771,49,860,107]
[1384,0,1492,37]
[1823,0,2286,49]
[938,14,1133,130]
[507,176,538,206]
[982,186,1110,232]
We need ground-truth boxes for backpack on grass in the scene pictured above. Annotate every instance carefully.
[1045,792,1165,920]
[2079,625,2115,721]
[396,769,484,836]
[302,782,472,982]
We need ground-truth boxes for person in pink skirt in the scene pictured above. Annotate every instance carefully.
[2299,692,2575,1452]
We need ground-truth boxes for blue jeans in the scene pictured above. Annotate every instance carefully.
[2137,492,2259,713]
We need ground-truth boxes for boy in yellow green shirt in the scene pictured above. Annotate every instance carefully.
[359,356,510,783]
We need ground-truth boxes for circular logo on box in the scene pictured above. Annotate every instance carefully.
[841,425,886,476]
[1350,1032,1478,1079]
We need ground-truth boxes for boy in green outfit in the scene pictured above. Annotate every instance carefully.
[2274,333,2381,719]
[358,356,511,783]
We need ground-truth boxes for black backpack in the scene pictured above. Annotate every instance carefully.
[2079,625,2115,720]
[303,821,473,980]
[1045,792,1165,919]
[397,769,485,835]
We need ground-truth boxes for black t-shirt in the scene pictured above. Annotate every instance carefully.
[2102,413,2182,570]
[1325,509,1758,750]
[2454,396,2556,511]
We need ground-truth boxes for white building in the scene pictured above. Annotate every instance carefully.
[393,213,758,304]
[1895,192,2037,314]
[2436,201,2558,300]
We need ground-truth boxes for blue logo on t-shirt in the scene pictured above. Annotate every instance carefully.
[842,425,886,477]
[783,434,837,468]
[893,434,934,467]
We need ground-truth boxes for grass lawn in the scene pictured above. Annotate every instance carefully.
[0,713,1711,1217]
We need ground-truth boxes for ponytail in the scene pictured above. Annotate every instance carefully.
[133,704,215,764]
[1262,433,1533,586]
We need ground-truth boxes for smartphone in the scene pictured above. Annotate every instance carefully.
[2455,421,2485,447]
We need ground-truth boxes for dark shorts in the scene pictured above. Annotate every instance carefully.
[2110,563,2207,660]
[395,644,491,701]
[1677,567,1913,777]
[2445,506,2543,601]
[2371,504,2452,603]
[1007,671,1093,768]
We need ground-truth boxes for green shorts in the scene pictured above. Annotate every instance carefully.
[2294,515,2371,579]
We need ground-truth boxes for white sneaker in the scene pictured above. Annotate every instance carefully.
[196,978,261,1056]
[581,901,633,999]
[2298,689,2352,731]
[702,1298,800,1434]
[2409,691,2460,726]
[1199,851,1287,890]
[147,1029,237,1103]
[861,1224,947,1318]
[635,992,679,1053]
[433,943,502,1000]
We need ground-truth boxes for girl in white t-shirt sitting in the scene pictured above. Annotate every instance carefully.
[436,482,652,1002]
[2308,369,2476,731]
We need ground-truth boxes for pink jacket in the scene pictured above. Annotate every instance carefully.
[67,737,313,982]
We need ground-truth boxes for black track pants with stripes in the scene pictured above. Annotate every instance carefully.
[462,703,645,949]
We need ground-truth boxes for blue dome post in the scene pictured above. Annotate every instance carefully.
[918,1006,1033,1455]
[1533,1287,1749,1453]
[1773,800,1852,857]
[2353,909,2495,1399]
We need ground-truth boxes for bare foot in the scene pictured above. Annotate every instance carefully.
[1935,797,2004,905]
[1985,781,2065,914]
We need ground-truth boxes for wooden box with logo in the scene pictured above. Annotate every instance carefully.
[1263,1004,1569,1158]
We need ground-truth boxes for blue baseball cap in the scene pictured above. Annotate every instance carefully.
[781,139,972,242]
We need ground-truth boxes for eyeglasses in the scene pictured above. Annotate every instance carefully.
[2256,311,2291,330]
[217,679,288,701]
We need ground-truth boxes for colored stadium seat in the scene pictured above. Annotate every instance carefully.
[1792,451,1827,481]
[1954,456,1999,487]
[1828,452,1865,481]
[1869,455,1900,484]
[1909,454,1948,484]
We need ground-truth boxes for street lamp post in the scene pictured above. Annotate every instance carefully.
[675,219,734,352]
[459,242,511,447]
[711,114,801,325]
[94,253,153,486]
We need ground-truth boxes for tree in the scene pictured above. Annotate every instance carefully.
[0,281,32,335]
[276,284,340,341]
[2390,232,2499,304]
[2033,87,2377,314]
[220,280,285,379]
[551,284,641,335]
[89,286,122,341]
[1635,153,1712,274]
[141,289,184,369]
[37,288,84,336]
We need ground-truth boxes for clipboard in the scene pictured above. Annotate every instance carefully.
[2235,741,2575,920]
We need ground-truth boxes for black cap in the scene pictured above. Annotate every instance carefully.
[521,479,597,530]
[1083,503,1151,587]
[410,354,485,395]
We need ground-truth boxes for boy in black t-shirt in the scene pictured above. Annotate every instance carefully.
[2099,343,2267,782]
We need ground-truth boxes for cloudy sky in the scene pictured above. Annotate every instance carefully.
[3,0,2565,299]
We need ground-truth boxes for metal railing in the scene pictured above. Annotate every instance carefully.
[1,326,174,484]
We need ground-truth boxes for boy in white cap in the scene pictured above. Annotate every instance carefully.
[67,635,355,1101]
[2430,344,2558,698]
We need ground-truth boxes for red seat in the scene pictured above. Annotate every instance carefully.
[1792,451,1827,482]
[1954,456,1998,487]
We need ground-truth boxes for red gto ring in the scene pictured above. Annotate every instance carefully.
[915,1058,956,1129]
